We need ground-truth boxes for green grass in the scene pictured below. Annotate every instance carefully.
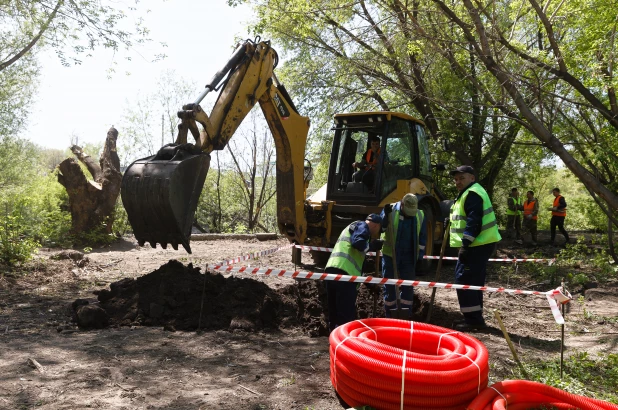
[512,352,618,404]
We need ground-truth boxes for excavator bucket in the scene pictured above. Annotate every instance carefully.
[121,144,210,253]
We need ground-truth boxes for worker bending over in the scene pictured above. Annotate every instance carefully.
[324,214,384,332]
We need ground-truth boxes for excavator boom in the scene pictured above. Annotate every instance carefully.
[121,39,310,253]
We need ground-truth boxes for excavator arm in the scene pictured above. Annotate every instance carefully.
[121,39,310,253]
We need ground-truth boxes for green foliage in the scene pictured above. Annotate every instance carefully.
[556,239,616,285]
[0,54,38,136]
[1,0,160,70]
[0,211,40,266]
[0,137,41,190]
[523,235,616,286]
[513,352,618,404]
[112,196,132,237]
[25,171,73,246]
[196,165,277,234]
[0,137,75,261]
[71,223,117,246]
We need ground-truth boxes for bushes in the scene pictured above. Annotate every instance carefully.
[0,212,40,265]
[0,138,73,264]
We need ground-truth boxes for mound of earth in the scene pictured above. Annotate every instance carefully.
[84,260,430,336]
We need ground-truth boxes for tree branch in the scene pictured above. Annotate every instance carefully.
[0,0,63,72]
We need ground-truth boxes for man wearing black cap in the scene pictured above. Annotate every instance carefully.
[449,165,501,331]
[324,214,384,332]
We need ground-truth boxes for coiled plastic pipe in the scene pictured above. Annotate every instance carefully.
[466,380,618,410]
[329,318,489,410]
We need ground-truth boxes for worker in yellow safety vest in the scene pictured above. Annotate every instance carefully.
[449,165,501,331]
[506,188,523,243]
[379,193,427,318]
[324,213,384,332]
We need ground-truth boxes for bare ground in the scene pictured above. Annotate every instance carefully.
[1,232,617,410]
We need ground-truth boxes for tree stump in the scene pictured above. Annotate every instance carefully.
[57,127,122,235]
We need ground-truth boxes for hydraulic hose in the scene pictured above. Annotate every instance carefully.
[467,380,618,410]
[329,318,489,409]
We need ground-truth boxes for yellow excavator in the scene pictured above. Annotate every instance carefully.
[121,38,450,266]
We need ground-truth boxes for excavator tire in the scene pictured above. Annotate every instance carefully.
[121,144,210,253]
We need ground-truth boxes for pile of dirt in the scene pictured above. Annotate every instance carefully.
[83,260,430,336]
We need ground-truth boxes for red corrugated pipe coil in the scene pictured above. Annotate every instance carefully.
[329,318,489,410]
[467,380,618,410]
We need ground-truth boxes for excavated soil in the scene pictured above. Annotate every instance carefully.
[90,259,430,336]
[0,232,617,409]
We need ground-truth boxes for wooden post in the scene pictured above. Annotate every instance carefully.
[560,302,566,379]
[493,309,528,378]
[426,221,450,322]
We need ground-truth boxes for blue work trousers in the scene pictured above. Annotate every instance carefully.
[381,254,415,318]
[454,243,495,325]
[326,272,358,332]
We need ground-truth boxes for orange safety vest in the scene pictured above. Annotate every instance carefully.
[523,200,538,220]
[552,195,566,216]
[364,148,380,169]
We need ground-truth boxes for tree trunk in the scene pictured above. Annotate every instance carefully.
[608,216,618,264]
[57,127,122,235]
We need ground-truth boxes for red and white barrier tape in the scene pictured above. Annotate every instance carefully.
[294,244,379,256]
[209,263,571,324]
[424,255,557,264]
[546,287,572,324]
[294,244,555,264]
[208,243,293,267]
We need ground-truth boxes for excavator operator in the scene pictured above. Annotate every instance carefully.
[352,134,386,193]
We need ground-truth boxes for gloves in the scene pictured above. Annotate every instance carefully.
[526,214,532,220]
[458,246,469,264]
[384,203,393,215]
[370,239,384,252]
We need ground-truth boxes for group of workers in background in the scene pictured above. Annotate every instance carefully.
[325,165,572,334]
[506,187,569,246]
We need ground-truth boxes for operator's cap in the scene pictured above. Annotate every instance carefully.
[402,193,418,216]
[366,213,383,225]
[449,165,475,176]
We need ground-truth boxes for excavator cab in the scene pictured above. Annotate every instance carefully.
[327,112,432,204]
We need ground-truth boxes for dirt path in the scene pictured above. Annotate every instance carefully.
[0,233,617,409]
